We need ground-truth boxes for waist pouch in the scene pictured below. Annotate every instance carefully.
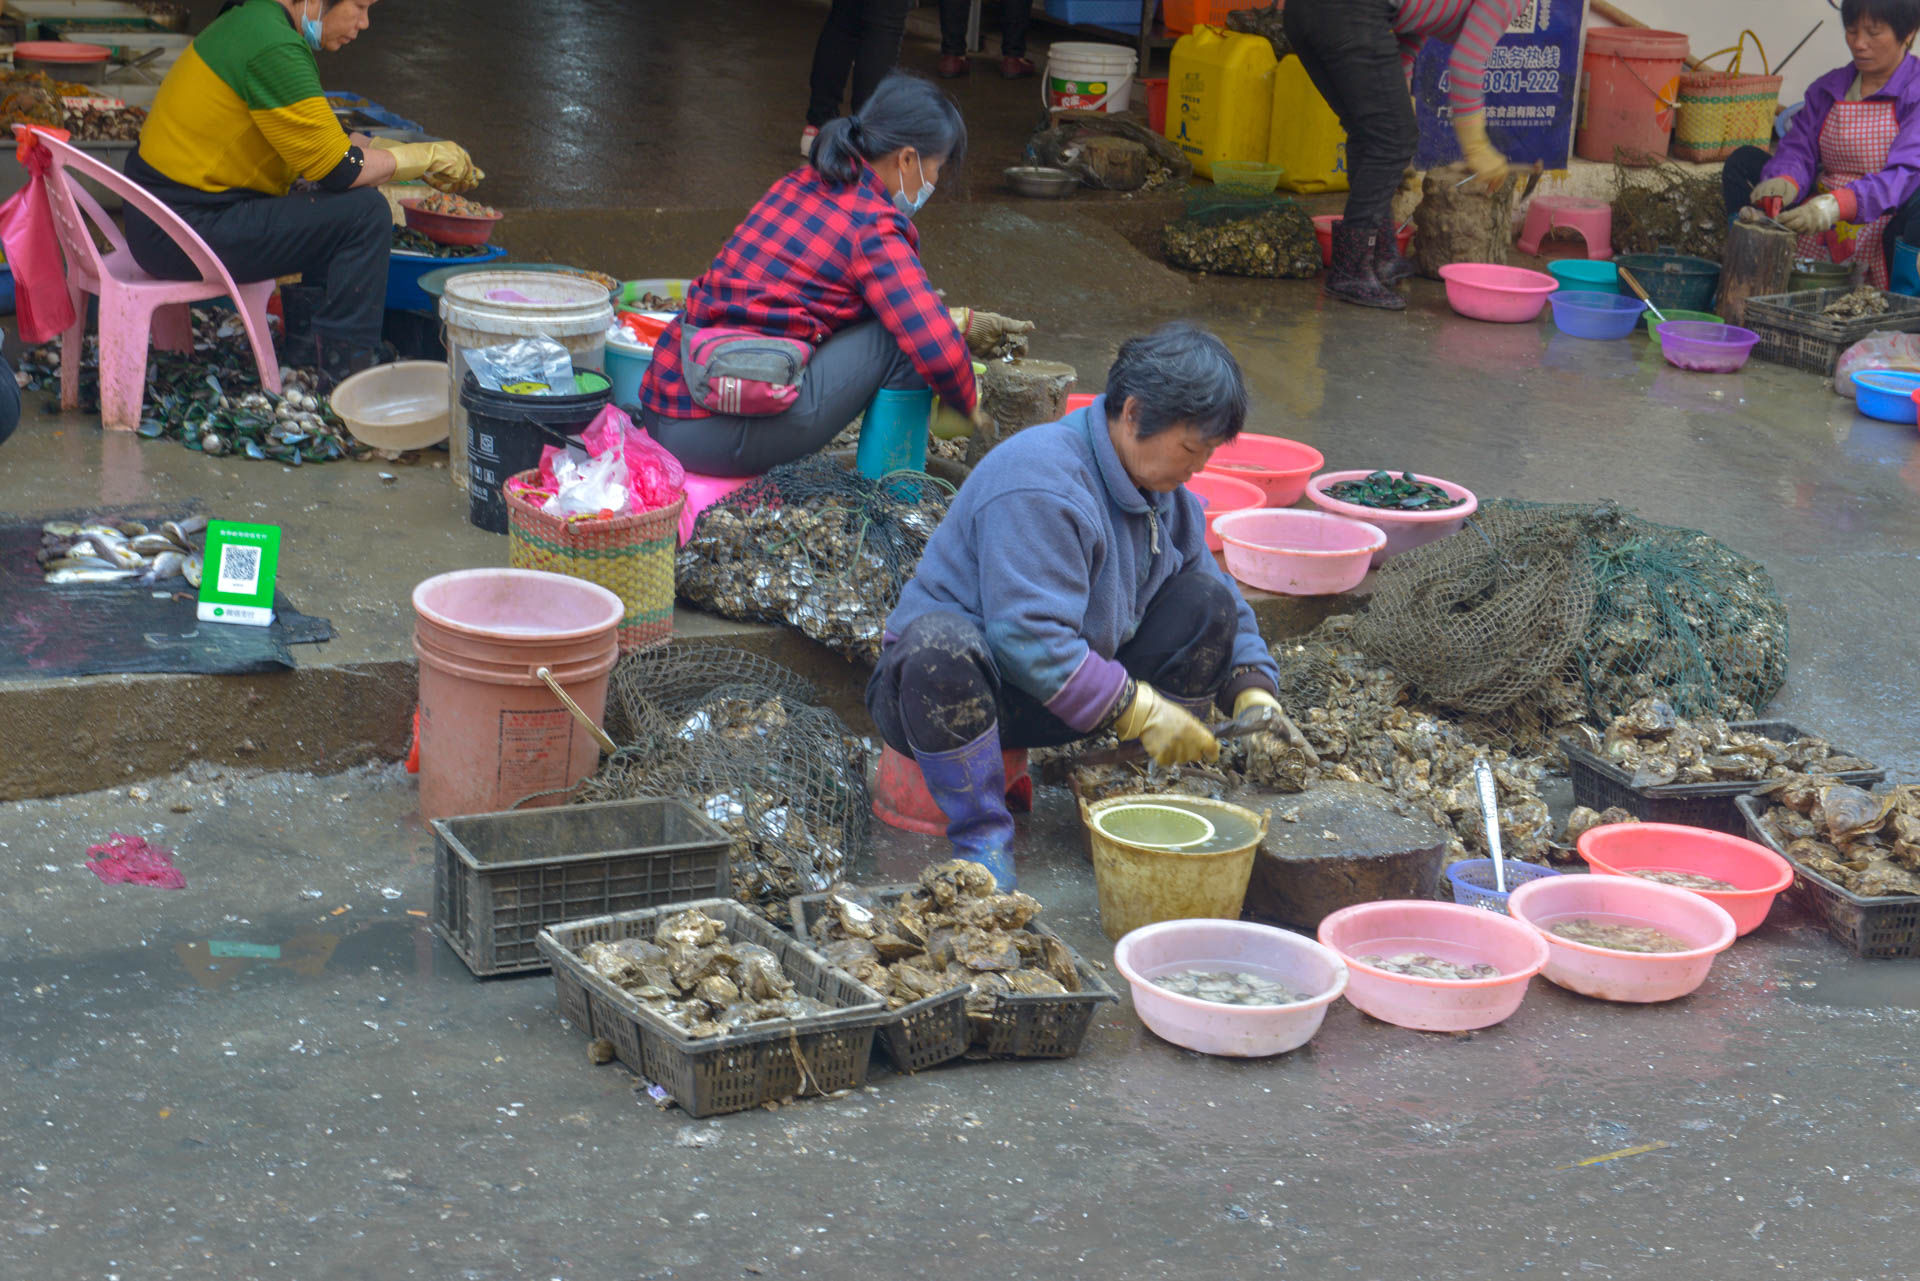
[681,324,812,416]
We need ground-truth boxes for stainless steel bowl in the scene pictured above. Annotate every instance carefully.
[1005,166,1078,198]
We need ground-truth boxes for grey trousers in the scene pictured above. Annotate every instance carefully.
[642,319,927,477]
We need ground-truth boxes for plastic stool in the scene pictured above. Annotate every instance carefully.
[1517,196,1613,259]
[873,743,1032,835]
[677,471,752,544]
[854,387,932,478]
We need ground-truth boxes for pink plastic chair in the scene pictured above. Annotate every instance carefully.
[35,132,280,430]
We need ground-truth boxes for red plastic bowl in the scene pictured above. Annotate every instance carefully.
[402,200,504,247]
[1577,822,1793,937]
[1185,471,1265,551]
[1305,469,1478,567]
[1065,392,1097,413]
[1203,433,1325,506]
[1314,214,1413,267]
[1212,508,1383,596]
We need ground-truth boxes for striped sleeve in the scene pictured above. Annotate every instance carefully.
[240,41,351,182]
[852,212,977,415]
[1445,0,1524,116]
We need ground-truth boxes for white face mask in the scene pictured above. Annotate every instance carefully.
[893,153,934,219]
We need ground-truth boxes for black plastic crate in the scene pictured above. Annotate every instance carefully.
[1736,794,1920,959]
[538,899,887,1117]
[790,884,1117,1063]
[1743,287,1920,375]
[1561,721,1883,837]
[431,797,730,976]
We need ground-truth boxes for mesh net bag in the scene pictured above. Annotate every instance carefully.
[1350,506,1597,715]
[1161,190,1321,279]
[1350,500,1790,725]
[675,457,951,664]
[581,644,870,907]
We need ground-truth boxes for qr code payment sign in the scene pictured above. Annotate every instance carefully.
[217,544,262,596]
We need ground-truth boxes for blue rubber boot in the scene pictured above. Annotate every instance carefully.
[911,725,1018,890]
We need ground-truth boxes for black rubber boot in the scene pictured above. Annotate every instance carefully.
[277,284,323,364]
[1326,218,1406,311]
[315,336,381,393]
[1373,217,1415,286]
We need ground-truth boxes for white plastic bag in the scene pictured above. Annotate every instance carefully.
[543,450,631,518]
[1833,330,1920,397]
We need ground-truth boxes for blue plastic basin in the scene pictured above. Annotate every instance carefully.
[1548,290,1646,340]
[1851,369,1920,424]
[387,243,506,312]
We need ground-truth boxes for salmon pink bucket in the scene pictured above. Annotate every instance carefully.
[1317,900,1550,1032]
[1184,471,1264,551]
[1212,508,1383,596]
[1577,822,1792,937]
[1202,433,1324,505]
[412,569,623,821]
[1508,874,1736,1003]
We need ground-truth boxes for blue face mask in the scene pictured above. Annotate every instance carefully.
[301,0,324,51]
[893,153,934,219]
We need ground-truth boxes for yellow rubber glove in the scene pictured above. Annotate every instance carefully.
[949,307,1035,359]
[375,139,483,193]
[1452,111,1509,190]
[1113,683,1219,768]
[1232,688,1284,725]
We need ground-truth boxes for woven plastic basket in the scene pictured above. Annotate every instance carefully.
[1672,35,1781,163]
[506,470,683,653]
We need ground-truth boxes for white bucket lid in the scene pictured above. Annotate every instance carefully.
[1047,41,1138,70]
[440,271,614,337]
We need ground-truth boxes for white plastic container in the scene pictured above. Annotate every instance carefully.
[1043,41,1137,115]
[438,271,613,491]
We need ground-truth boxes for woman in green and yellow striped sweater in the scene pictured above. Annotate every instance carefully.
[126,0,481,384]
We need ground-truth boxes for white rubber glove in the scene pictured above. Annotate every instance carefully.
[1779,193,1841,235]
[1749,176,1798,206]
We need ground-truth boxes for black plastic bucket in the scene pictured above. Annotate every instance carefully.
[458,369,612,533]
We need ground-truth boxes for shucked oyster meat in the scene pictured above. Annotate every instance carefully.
[807,861,1083,1043]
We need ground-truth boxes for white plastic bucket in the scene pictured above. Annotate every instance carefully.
[438,271,614,491]
[1044,41,1137,115]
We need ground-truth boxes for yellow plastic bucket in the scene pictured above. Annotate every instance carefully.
[1268,55,1348,194]
[1082,794,1268,941]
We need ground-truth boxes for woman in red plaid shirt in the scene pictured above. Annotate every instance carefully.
[640,74,1032,477]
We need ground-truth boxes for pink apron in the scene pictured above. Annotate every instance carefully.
[1801,98,1902,288]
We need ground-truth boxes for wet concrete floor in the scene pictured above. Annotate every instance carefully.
[4,1,1920,1276]
[4,763,1917,1280]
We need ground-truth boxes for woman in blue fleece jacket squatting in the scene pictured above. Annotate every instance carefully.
[868,323,1286,889]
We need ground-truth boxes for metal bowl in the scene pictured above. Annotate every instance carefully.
[1005,166,1077,198]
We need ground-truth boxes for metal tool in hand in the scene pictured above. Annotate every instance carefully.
[1077,704,1321,769]
[1453,159,1543,192]
[1473,758,1506,894]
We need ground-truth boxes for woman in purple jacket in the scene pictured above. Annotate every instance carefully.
[1723,0,1920,288]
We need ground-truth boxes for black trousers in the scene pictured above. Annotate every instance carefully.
[1722,144,1920,245]
[939,0,1029,57]
[642,319,926,477]
[1282,0,1417,225]
[866,570,1241,756]
[124,180,391,351]
[0,354,19,448]
[807,0,913,128]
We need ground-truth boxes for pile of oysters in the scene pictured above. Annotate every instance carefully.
[578,909,829,1038]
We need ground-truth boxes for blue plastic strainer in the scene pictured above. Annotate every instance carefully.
[1447,859,1562,914]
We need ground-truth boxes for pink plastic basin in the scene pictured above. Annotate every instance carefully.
[1438,263,1558,323]
[1305,469,1478,566]
[1508,873,1737,1003]
[1202,433,1326,505]
[1316,900,1550,1032]
[1212,508,1383,596]
[1577,822,1792,937]
[677,471,751,545]
[1314,215,1415,267]
[1185,471,1266,551]
[1114,919,1348,1057]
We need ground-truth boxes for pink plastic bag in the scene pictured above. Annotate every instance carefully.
[86,833,186,890]
[0,128,78,344]
[1833,330,1920,397]
[534,405,685,513]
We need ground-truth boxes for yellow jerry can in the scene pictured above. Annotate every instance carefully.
[1268,55,1349,193]
[1166,26,1277,181]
